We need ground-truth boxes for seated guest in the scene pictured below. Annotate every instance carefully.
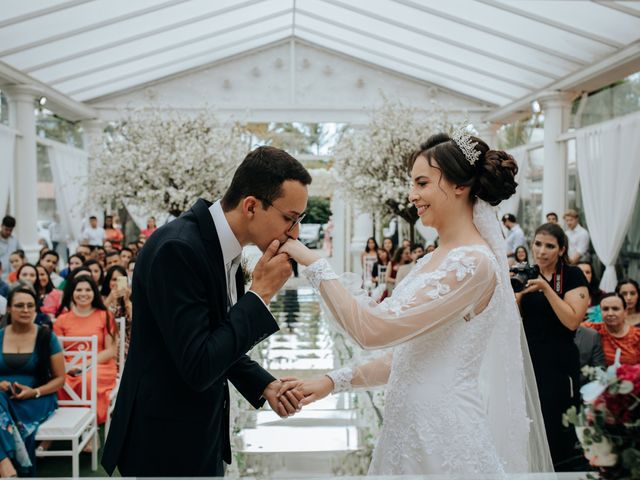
[83,260,104,290]
[615,279,640,327]
[0,286,65,476]
[58,253,85,283]
[371,248,390,287]
[573,326,605,385]
[15,265,52,328]
[577,261,604,322]
[514,245,529,265]
[93,247,106,269]
[102,266,132,357]
[36,265,63,320]
[395,243,424,285]
[583,293,640,365]
[54,266,92,319]
[125,242,138,257]
[119,248,133,269]
[53,275,117,425]
[38,250,63,288]
[7,251,26,284]
[386,246,412,293]
[75,244,92,261]
[105,251,121,270]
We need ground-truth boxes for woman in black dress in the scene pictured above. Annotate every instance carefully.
[516,223,589,471]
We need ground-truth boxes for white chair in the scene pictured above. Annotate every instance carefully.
[104,317,126,440]
[36,335,98,478]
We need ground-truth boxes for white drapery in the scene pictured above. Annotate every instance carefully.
[47,141,88,242]
[576,112,640,291]
[0,126,16,217]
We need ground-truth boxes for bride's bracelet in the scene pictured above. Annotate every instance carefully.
[326,367,353,394]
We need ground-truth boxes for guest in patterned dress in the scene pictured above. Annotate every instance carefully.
[101,266,132,357]
[0,286,64,476]
[53,275,117,425]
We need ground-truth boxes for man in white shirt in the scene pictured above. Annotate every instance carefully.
[0,216,21,282]
[81,216,105,247]
[564,209,591,264]
[502,214,526,258]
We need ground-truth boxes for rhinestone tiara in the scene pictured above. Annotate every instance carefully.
[452,125,481,165]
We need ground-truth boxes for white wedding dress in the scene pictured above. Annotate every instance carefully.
[303,200,553,476]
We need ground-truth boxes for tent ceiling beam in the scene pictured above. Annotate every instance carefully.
[0,0,192,58]
[393,0,588,66]
[321,0,560,80]
[24,0,271,74]
[0,60,96,121]
[476,0,623,48]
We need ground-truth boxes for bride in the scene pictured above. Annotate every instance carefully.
[279,130,553,475]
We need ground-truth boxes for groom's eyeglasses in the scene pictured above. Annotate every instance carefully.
[258,199,306,233]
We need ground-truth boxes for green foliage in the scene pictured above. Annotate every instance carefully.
[303,196,331,224]
[245,122,337,155]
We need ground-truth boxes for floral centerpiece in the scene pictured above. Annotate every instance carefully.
[563,356,640,480]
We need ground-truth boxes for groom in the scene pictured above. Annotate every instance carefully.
[102,146,312,477]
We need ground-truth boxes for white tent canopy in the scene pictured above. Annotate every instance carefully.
[0,0,639,122]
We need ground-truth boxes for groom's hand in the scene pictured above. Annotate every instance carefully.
[263,378,304,418]
[250,240,292,305]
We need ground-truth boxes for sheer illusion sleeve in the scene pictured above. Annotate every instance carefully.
[305,248,497,350]
[328,351,393,392]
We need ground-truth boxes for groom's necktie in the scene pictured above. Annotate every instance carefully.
[226,256,241,308]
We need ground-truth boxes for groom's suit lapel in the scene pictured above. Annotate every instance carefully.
[191,198,231,316]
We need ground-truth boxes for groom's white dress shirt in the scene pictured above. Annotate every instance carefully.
[209,200,268,309]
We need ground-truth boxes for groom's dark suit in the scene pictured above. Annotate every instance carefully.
[102,199,279,476]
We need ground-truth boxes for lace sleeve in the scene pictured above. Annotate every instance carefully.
[328,351,394,393]
[305,248,497,350]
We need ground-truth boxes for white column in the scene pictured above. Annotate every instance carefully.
[538,91,575,223]
[329,192,347,274]
[4,85,42,262]
[350,210,373,275]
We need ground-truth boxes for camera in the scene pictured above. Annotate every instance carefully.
[510,263,540,293]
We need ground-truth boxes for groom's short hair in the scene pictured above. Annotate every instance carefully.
[221,146,312,211]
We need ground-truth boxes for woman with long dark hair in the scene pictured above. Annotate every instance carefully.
[102,265,132,356]
[15,264,52,328]
[615,279,640,327]
[0,286,64,476]
[53,275,117,426]
[517,223,589,470]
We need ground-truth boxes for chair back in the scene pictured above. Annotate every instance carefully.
[57,335,98,414]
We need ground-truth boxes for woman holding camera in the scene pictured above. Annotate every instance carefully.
[516,223,589,471]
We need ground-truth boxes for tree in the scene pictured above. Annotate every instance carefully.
[91,109,247,216]
[333,98,448,241]
[303,197,331,224]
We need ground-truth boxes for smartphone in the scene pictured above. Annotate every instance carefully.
[117,276,128,290]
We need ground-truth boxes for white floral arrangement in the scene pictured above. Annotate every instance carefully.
[333,97,448,224]
[90,109,248,216]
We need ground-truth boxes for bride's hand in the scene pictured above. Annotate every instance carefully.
[277,375,334,407]
[279,239,320,266]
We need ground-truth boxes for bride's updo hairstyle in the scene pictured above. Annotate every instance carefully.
[409,132,518,206]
